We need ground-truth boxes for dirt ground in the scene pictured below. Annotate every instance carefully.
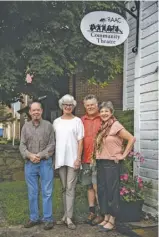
[0,222,158,237]
[0,224,127,237]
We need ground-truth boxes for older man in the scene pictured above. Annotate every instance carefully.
[19,101,55,230]
[81,94,103,225]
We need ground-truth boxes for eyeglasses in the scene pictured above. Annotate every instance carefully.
[63,104,73,107]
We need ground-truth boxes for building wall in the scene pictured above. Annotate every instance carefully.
[124,1,158,216]
[69,74,123,117]
[123,1,136,110]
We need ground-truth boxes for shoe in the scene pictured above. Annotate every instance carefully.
[98,220,108,228]
[91,215,104,226]
[99,221,116,232]
[24,220,41,228]
[56,219,66,225]
[65,218,76,230]
[85,212,96,225]
[67,222,76,230]
[43,221,54,230]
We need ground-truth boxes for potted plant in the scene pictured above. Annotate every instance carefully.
[117,152,152,222]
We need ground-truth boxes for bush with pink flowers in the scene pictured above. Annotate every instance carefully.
[120,151,152,202]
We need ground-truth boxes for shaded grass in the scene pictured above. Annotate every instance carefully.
[0,178,88,225]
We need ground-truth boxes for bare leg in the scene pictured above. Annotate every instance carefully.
[88,188,96,207]
[98,214,110,226]
[93,183,98,206]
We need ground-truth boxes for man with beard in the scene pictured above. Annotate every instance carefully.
[81,95,103,225]
[19,101,55,230]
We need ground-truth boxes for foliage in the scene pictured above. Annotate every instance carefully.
[0,104,7,117]
[0,138,8,144]
[5,139,20,145]
[115,109,134,135]
[0,103,13,125]
[120,152,152,202]
[0,1,123,104]
[114,111,151,202]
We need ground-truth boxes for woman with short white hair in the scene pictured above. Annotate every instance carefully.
[53,94,84,230]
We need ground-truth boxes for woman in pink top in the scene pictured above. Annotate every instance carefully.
[94,101,135,232]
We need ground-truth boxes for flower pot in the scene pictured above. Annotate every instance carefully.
[117,200,144,222]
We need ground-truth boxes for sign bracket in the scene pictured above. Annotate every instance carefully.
[114,1,140,53]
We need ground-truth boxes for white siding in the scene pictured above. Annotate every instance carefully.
[123,1,158,216]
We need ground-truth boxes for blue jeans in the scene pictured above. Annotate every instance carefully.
[25,157,53,222]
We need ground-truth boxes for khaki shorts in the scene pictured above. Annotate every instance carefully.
[80,163,97,186]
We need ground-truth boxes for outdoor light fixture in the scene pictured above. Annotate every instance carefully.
[114,1,140,53]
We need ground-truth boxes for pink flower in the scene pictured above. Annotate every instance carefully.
[128,151,134,157]
[135,152,140,157]
[26,74,33,83]
[140,157,145,163]
[123,174,129,181]
[138,182,143,188]
[120,190,124,196]
[120,175,124,181]
[121,187,130,194]
[137,177,143,183]
[122,187,127,192]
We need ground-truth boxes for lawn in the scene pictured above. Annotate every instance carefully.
[0,178,88,225]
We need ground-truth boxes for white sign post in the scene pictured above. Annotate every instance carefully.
[80,11,129,47]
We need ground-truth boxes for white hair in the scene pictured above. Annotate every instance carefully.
[58,94,77,110]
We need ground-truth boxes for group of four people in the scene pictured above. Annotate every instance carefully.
[19,94,135,232]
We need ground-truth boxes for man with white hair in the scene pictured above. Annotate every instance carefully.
[19,101,55,230]
[81,94,103,225]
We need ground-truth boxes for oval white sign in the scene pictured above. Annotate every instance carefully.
[80,11,129,47]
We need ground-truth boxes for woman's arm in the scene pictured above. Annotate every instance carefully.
[74,138,83,169]
[118,129,136,159]
[77,138,83,161]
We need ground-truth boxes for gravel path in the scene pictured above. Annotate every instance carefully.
[0,224,127,237]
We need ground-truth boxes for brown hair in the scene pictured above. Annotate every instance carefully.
[99,101,114,113]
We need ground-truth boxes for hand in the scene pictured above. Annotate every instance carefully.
[29,154,40,163]
[117,155,126,161]
[90,159,94,165]
[74,159,81,170]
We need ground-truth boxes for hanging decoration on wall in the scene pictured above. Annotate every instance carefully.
[80,11,129,47]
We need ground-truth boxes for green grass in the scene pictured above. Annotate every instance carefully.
[0,178,88,225]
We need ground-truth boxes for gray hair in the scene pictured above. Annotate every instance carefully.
[58,94,77,110]
[29,101,43,110]
[83,94,98,104]
[99,101,114,113]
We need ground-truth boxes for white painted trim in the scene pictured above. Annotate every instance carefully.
[123,39,128,110]
[133,1,142,177]
[123,2,130,111]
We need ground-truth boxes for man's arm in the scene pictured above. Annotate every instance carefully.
[19,125,31,160]
[37,124,55,159]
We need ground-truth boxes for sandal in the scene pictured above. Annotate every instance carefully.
[91,215,104,226]
[65,218,76,230]
[98,220,108,227]
[99,221,116,232]
[56,219,66,225]
[67,222,76,230]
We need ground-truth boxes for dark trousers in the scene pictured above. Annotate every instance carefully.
[97,159,120,217]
